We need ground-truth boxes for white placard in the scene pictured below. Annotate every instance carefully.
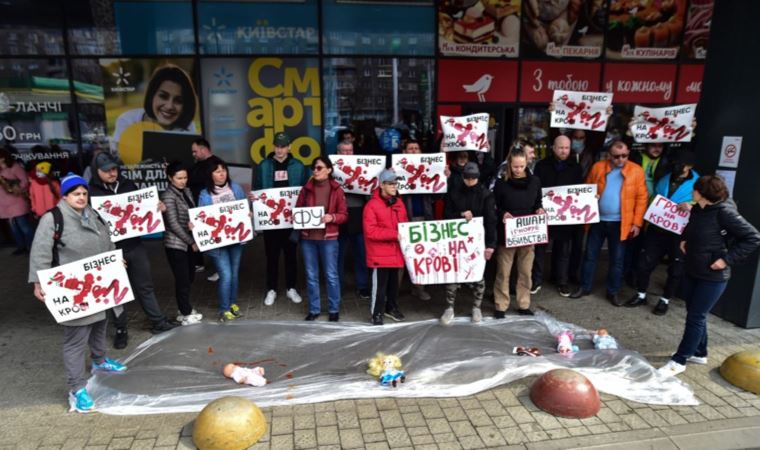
[716,170,736,198]
[292,207,325,230]
[505,214,549,248]
[644,195,690,235]
[391,153,448,195]
[91,186,165,242]
[718,136,742,168]
[630,104,697,143]
[37,249,135,323]
[189,200,253,252]
[550,90,613,131]
[440,114,490,152]
[328,155,385,195]
[250,187,301,231]
[541,184,600,225]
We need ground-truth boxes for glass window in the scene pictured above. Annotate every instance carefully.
[66,0,195,55]
[0,1,65,55]
[70,59,108,155]
[322,0,435,55]
[197,1,318,54]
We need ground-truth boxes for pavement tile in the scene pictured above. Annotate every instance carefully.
[545,428,571,439]
[410,434,435,446]
[272,416,295,435]
[360,418,383,434]
[339,428,364,449]
[315,411,337,427]
[154,434,179,447]
[406,426,429,437]
[432,432,457,443]
[426,417,454,434]
[458,435,486,449]
[531,412,563,430]
[375,399,397,411]
[379,410,403,428]
[681,413,707,423]
[476,425,508,447]
[694,404,726,420]
[507,406,536,424]
[294,414,316,430]
[175,437,193,450]
[500,427,527,445]
[384,427,412,448]
[449,421,477,437]
[357,404,379,419]
[420,404,445,419]
[128,439,155,450]
[364,443,390,450]
[443,406,469,421]
[336,411,359,429]
[364,432,388,443]
[587,424,612,434]
[567,426,591,437]
[606,422,631,432]
[270,434,294,450]
[316,426,339,446]
[479,399,508,416]
[595,407,621,423]
[493,389,522,407]
[401,412,426,428]
[397,405,419,414]
[618,413,651,430]
[458,399,482,410]
[333,400,355,412]
[62,438,88,450]
[437,443,464,450]
[604,400,633,415]
[465,408,494,427]
[294,429,316,449]
[491,414,518,429]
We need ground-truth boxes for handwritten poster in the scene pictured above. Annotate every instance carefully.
[550,90,612,131]
[541,184,600,225]
[440,114,490,152]
[328,155,385,195]
[398,218,485,285]
[391,153,448,195]
[250,187,301,231]
[37,250,135,323]
[91,186,164,242]
[505,214,549,248]
[630,104,697,143]
[644,195,690,235]
[292,207,325,230]
[189,200,253,252]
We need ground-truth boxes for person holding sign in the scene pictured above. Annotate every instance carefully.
[659,176,760,377]
[492,149,544,316]
[295,157,348,321]
[440,162,497,325]
[28,174,127,413]
[364,169,409,326]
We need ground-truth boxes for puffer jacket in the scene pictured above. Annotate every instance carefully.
[654,169,699,205]
[161,184,196,251]
[295,178,348,240]
[586,160,648,241]
[682,200,760,281]
[363,189,408,268]
[444,182,497,250]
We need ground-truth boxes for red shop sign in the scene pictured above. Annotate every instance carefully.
[520,61,602,103]
[437,59,518,103]
[676,65,704,104]
[603,63,677,104]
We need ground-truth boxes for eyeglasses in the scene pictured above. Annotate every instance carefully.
[610,153,629,160]
[313,165,327,171]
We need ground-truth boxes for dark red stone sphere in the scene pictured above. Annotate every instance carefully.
[529,369,601,418]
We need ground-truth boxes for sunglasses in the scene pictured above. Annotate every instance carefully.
[313,165,327,171]
[610,153,629,160]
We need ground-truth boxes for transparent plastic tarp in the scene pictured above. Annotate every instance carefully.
[89,313,698,415]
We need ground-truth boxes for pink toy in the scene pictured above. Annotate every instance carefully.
[223,363,267,387]
[556,331,579,354]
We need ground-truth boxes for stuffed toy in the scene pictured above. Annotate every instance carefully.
[556,330,579,354]
[592,328,619,350]
[367,353,406,387]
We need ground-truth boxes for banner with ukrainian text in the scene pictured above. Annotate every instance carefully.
[392,153,448,195]
[630,104,697,143]
[90,186,165,242]
[250,187,301,231]
[189,200,254,252]
[541,184,599,225]
[550,90,612,131]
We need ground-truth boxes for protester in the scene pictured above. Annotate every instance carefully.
[28,161,61,219]
[659,175,760,376]
[440,162,496,324]
[188,138,215,276]
[253,132,307,306]
[570,141,648,305]
[570,129,597,179]
[364,169,409,325]
[89,153,177,348]
[492,149,544,316]
[0,147,34,254]
[161,161,202,325]
[28,173,126,413]
[295,156,348,321]
[447,150,471,194]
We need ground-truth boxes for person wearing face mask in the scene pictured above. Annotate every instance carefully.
[570,129,598,180]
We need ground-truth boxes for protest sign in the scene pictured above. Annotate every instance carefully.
[292,207,325,230]
[398,218,485,285]
[250,187,301,231]
[541,184,600,225]
[328,155,385,195]
[391,153,448,195]
[91,186,165,242]
[37,249,134,323]
[505,214,549,248]
[644,195,690,235]
[630,104,697,143]
[189,200,253,252]
[440,114,490,152]
[550,90,612,131]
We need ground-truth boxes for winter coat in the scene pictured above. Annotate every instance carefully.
[161,184,196,251]
[254,153,308,190]
[295,178,348,240]
[654,170,699,205]
[363,189,408,268]
[682,200,760,281]
[88,176,142,251]
[492,175,542,246]
[586,160,648,241]
[444,182,497,249]
[0,162,30,219]
[28,171,60,218]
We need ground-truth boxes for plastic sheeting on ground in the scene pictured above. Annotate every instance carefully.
[89,312,698,415]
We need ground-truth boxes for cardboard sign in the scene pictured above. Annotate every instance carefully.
[644,195,690,235]
[630,104,697,143]
[91,186,165,242]
[541,184,600,225]
[550,90,612,131]
[292,207,325,230]
[505,214,549,248]
[398,218,486,285]
[718,136,742,168]
[189,200,253,252]
[391,153,448,195]
[250,187,301,231]
[328,155,385,195]
[37,249,135,323]
[440,114,490,152]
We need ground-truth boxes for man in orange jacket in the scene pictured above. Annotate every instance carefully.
[570,141,648,305]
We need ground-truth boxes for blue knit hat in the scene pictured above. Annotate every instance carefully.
[60,173,89,196]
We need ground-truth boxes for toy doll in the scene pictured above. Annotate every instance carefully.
[592,328,619,350]
[556,330,579,354]
[367,353,406,387]
[223,363,267,387]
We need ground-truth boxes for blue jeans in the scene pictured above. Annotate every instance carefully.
[672,275,728,365]
[301,239,341,315]
[210,244,244,314]
[338,233,368,291]
[10,214,34,251]
[580,221,627,294]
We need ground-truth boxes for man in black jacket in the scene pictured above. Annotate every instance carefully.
[89,153,177,348]
[440,162,497,325]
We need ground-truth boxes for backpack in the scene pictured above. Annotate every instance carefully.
[50,206,106,267]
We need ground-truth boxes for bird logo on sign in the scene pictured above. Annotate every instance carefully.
[463,74,494,102]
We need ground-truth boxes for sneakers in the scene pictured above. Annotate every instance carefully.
[686,355,708,365]
[625,293,648,308]
[440,307,455,326]
[371,314,384,326]
[264,290,277,306]
[113,328,128,350]
[207,272,219,282]
[384,308,405,322]
[230,303,242,318]
[569,288,590,299]
[194,265,205,273]
[530,284,542,295]
[219,311,237,322]
[472,307,482,324]
[92,357,127,373]
[412,285,431,301]
[658,360,686,377]
[177,309,203,325]
[328,313,339,322]
[558,285,571,297]
[69,388,94,413]
[357,289,370,300]
[151,320,179,334]
[286,288,302,304]
[652,299,669,316]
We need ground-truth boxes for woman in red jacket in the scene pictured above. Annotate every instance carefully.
[295,156,348,322]
[363,169,409,325]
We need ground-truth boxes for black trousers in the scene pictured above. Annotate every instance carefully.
[109,244,167,330]
[165,247,196,316]
[370,268,399,317]
[635,226,685,299]
[264,229,298,291]
[532,231,573,286]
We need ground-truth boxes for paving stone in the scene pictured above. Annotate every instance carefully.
[384,427,412,448]
[595,407,621,423]
[375,399,397,411]
[636,408,670,427]
[315,412,337,427]
[491,414,517,429]
[339,429,364,449]
[270,434,294,450]
[694,404,726,420]
[479,399,508,416]
[443,406,469,422]
[656,409,689,425]
[294,414,316,430]
[336,411,359,429]
[379,410,403,428]
[506,406,535,424]
[587,424,612,434]
[316,426,339,446]
[420,404,445,419]
[681,413,707,423]
[426,417,453,434]
[364,433,387,443]
[294,429,316,449]
[437,443,464,450]
[175,437,193,450]
[432,432,457,443]
[545,428,571,439]
[155,435,178,447]
[361,418,383,434]
[364,443,390,450]
[531,412,563,429]
[398,405,419,414]
[62,438,88,450]
[567,426,591,437]
[87,431,114,446]
[401,412,426,428]
[458,435,486,449]
[449,421,477,437]
[334,400,355,412]
[606,422,631,432]
[465,408,494,427]
[500,427,526,445]
[272,416,295,435]
[314,403,335,413]
[410,434,435,446]
[618,413,650,430]
[128,439,155,450]
[605,400,633,415]
[476,425,507,447]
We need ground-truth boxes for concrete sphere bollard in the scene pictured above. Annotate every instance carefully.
[720,350,760,394]
[193,396,267,450]
[529,369,600,418]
